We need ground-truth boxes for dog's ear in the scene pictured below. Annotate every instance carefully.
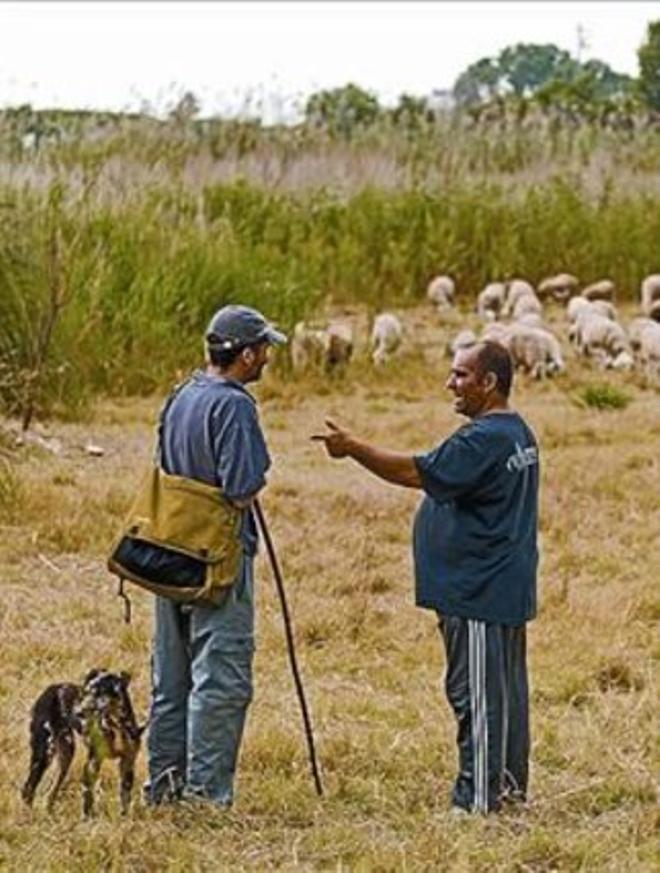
[119,671,132,687]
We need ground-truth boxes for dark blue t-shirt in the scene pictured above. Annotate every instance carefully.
[159,370,271,556]
[413,411,539,625]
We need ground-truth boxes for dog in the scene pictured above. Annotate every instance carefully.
[21,668,146,815]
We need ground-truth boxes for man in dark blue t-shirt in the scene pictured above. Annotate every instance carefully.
[313,341,539,814]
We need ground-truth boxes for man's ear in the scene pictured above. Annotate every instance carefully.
[483,370,498,394]
[242,347,255,365]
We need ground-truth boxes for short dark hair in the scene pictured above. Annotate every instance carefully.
[473,341,513,397]
[206,335,264,369]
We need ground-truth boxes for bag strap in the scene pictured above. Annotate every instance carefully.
[154,377,193,466]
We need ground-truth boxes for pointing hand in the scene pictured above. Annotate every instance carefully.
[310,418,353,459]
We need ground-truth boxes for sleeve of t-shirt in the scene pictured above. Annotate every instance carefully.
[212,396,271,502]
[414,425,495,503]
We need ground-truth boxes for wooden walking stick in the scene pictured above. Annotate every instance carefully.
[254,499,324,797]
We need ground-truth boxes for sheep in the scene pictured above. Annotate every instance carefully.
[575,313,633,368]
[581,279,616,302]
[371,313,403,365]
[537,273,579,302]
[511,292,543,321]
[446,328,477,357]
[628,317,660,380]
[501,279,537,318]
[640,274,660,318]
[567,296,616,326]
[290,320,353,372]
[476,282,507,322]
[515,312,545,329]
[426,275,455,310]
[325,321,354,369]
[480,322,511,345]
[506,324,565,379]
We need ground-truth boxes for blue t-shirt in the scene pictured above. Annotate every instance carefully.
[413,411,539,625]
[159,370,271,555]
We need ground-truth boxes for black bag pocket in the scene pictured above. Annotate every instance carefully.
[112,536,205,588]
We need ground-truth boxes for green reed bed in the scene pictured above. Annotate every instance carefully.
[1,168,659,422]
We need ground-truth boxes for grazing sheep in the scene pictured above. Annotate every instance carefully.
[290,320,354,372]
[537,273,579,302]
[629,317,660,380]
[515,312,544,329]
[507,324,565,379]
[480,322,511,345]
[567,296,616,325]
[511,292,543,321]
[325,321,354,368]
[640,274,660,318]
[576,313,633,368]
[590,299,618,321]
[581,279,616,302]
[446,328,477,357]
[371,313,403,365]
[476,282,507,322]
[426,275,455,310]
[501,279,536,318]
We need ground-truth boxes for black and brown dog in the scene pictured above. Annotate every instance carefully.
[21,669,146,815]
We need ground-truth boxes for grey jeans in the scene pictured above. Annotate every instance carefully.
[146,556,254,806]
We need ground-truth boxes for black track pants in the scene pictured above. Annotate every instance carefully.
[438,614,529,813]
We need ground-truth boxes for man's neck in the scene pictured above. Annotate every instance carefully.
[206,363,247,384]
[477,396,510,417]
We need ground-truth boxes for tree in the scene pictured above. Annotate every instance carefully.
[453,57,501,107]
[638,20,660,111]
[304,83,381,137]
[498,43,577,97]
[390,93,435,131]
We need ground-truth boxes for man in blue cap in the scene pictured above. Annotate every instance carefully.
[146,304,286,807]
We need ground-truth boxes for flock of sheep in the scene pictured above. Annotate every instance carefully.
[288,273,660,383]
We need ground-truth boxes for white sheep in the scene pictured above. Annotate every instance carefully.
[511,292,543,321]
[507,324,565,379]
[640,274,660,319]
[537,273,579,302]
[567,296,616,326]
[628,317,660,380]
[371,313,403,365]
[476,282,507,322]
[515,312,545,329]
[576,313,633,368]
[501,279,536,318]
[446,328,477,357]
[426,275,455,310]
[480,322,511,345]
[290,320,354,372]
[581,279,616,302]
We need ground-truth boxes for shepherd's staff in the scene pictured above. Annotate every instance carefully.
[254,498,324,797]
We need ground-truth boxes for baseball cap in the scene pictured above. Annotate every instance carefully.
[205,304,287,351]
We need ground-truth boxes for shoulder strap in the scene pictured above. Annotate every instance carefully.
[154,377,193,466]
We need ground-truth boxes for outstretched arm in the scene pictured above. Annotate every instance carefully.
[311,419,422,489]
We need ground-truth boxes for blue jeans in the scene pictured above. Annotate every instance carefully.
[147,556,254,806]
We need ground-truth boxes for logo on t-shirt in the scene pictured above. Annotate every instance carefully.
[506,442,539,473]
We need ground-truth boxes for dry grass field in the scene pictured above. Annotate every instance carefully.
[0,304,658,871]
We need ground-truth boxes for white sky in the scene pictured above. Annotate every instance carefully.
[0,1,657,120]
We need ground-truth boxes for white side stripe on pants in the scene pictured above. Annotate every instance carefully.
[468,619,489,813]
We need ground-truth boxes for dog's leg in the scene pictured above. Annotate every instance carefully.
[82,755,101,817]
[119,752,136,814]
[47,729,76,811]
[21,727,54,806]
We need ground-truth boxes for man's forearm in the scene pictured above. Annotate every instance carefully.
[345,438,422,488]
